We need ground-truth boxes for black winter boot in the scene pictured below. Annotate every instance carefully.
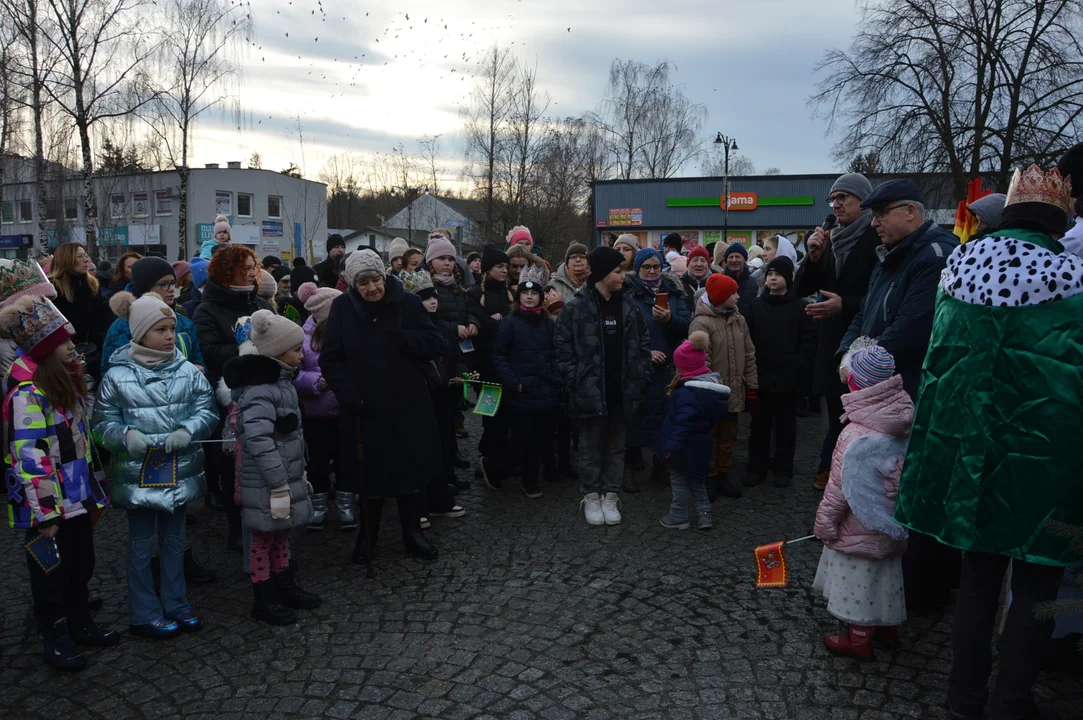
[271,568,321,610]
[352,498,384,565]
[251,580,296,625]
[184,549,217,584]
[42,620,88,672]
[397,494,438,561]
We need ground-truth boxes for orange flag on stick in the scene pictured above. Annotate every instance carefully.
[754,535,816,588]
[953,178,993,244]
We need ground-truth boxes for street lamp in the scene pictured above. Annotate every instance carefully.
[713,132,739,247]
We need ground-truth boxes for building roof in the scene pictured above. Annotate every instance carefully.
[433,195,487,223]
[344,227,431,248]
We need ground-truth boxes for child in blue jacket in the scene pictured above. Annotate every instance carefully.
[654,331,730,530]
[491,267,562,498]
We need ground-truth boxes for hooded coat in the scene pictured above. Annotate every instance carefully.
[319,276,446,497]
[491,311,561,412]
[653,374,730,479]
[295,315,339,419]
[549,262,585,304]
[225,353,312,532]
[815,375,912,560]
[688,298,758,412]
[93,346,218,512]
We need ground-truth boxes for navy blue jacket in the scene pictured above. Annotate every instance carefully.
[492,311,561,412]
[653,375,730,480]
[838,221,957,399]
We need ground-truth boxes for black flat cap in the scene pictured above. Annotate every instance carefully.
[860,179,923,210]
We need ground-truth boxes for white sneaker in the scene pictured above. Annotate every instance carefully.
[581,493,604,526]
[601,492,621,525]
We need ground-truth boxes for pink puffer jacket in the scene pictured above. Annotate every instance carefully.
[814,375,913,559]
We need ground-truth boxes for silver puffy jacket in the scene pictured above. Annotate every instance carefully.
[93,346,219,512]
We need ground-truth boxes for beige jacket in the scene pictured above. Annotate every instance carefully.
[689,299,758,412]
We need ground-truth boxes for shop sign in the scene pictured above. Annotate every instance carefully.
[608,207,643,226]
[667,195,814,210]
[261,221,284,237]
[0,233,32,248]
[724,192,758,211]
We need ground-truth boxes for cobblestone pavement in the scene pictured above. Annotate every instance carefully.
[2,412,1081,720]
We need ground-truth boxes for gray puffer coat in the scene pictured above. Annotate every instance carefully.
[224,353,312,532]
[93,346,218,512]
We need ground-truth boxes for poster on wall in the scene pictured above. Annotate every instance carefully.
[657,230,701,251]
[260,221,284,259]
[232,225,260,245]
[607,207,643,226]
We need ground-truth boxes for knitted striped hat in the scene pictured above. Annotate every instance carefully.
[848,345,895,390]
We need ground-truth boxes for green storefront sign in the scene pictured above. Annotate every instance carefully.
[667,194,815,209]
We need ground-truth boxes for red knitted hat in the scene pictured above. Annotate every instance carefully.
[687,245,710,262]
[706,274,739,306]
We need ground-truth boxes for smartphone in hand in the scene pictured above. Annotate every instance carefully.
[655,292,669,310]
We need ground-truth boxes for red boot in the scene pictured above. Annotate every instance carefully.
[824,624,875,662]
[874,626,900,649]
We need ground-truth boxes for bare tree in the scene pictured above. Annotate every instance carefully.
[0,22,21,209]
[848,151,880,175]
[461,44,515,241]
[591,59,706,180]
[144,0,249,259]
[763,167,782,176]
[810,0,1083,199]
[45,0,160,258]
[700,152,756,176]
[417,134,442,195]
[498,61,550,231]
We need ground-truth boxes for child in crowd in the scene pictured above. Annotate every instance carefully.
[492,266,562,498]
[687,274,758,500]
[756,235,798,293]
[272,266,292,311]
[94,293,218,639]
[0,296,115,670]
[744,257,814,487]
[258,270,278,313]
[294,282,352,531]
[224,309,320,625]
[813,345,911,661]
[199,215,232,260]
[402,270,467,520]
[654,331,730,530]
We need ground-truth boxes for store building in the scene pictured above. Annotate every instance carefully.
[0,155,327,262]
[592,173,957,251]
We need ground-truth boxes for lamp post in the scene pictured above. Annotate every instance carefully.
[713,132,739,247]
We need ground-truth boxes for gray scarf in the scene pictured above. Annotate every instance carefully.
[129,342,174,368]
[831,210,874,277]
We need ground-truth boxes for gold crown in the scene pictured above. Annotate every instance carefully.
[1005,164,1073,213]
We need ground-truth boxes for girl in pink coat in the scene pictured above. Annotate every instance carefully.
[812,343,912,661]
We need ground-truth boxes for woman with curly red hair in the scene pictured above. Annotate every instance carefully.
[192,245,273,546]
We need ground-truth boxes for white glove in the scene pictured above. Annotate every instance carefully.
[126,430,150,456]
[164,429,191,452]
[269,484,291,520]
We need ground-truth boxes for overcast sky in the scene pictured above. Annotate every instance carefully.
[190,0,861,184]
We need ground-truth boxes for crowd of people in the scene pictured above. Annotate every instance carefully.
[3,153,1081,720]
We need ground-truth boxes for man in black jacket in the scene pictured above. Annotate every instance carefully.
[797,172,881,489]
[314,234,346,287]
[556,247,651,528]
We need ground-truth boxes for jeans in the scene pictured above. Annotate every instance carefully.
[127,507,189,625]
[949,552,1064,720]
[749,392,797,476]
[818,393,845,474]
[25,513,95,634]
[577,416,626,495]
[668,469,710,522]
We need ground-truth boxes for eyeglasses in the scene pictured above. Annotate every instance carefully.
[827,193,851,206]
[871,203,910,221]
[154,281,178,291]
[639,263,662,273]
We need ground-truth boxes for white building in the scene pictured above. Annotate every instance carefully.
[339,227,431,255]
[383,193,488,251]
[0,155,327,262]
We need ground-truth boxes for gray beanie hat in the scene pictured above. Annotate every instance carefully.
[831,173,874,202]
[967,193,1007,229]
[249,309,304,359]
[345,248,386,286]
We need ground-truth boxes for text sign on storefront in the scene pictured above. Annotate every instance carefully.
[608,207,643,226]
[723,192,758,211]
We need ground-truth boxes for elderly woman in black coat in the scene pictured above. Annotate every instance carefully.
[320,249,447,566]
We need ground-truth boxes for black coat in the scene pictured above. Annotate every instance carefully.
[744,291,816,393]
[319,276,447,497]
[679,271,712,315]
[50,273,113,378]
[492,312,561,412]
[467,280,514,381]
[796,222,881,395]
[433,281,479,335]
[724,267,760,316]
[313,257,339,288]
[192,279,274,385]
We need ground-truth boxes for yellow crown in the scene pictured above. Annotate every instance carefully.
[1005,164,1073,213]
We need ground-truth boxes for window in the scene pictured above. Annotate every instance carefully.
[131,192,149,218]
[267,195,282,218]
[110,194,126,219]
[19,200,32,222]
[43,198,57,221]
[237,192,253,217]
[155,190,171,216]
[64,197,78,220]
[1,202,13,224]
[215,191,231,216]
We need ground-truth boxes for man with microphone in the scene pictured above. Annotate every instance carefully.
[795,173,881,490]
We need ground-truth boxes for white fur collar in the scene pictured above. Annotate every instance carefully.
[685,379,731,395]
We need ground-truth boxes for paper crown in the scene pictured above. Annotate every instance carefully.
[400,270,434,294]
[0,259,56,307]
[1,297,75,360]
[1005,164,1073,213]
[518,265,548,287]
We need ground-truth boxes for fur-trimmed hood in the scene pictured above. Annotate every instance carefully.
[222,354,284,392]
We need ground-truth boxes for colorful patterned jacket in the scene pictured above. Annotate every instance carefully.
[4,355,108,529]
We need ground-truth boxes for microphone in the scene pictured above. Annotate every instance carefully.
[821,214,837,233]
